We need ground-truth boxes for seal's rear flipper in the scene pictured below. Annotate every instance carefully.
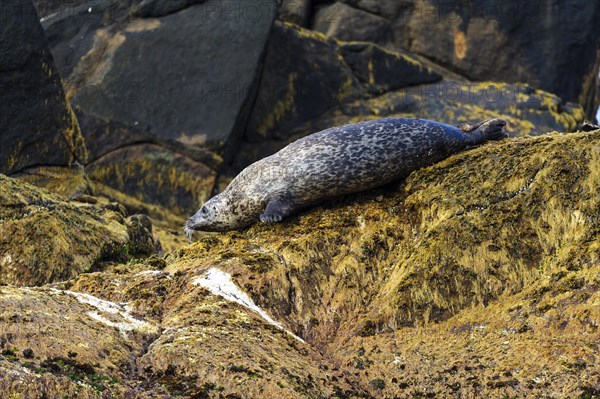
[457,120,486,133]
[469,118,508,145]
[260,196,297,223]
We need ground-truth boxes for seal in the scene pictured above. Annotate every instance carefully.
[185,117,507,235]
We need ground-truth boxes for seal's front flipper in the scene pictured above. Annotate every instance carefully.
[260,197,297,223]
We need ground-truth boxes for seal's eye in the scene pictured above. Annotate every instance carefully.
[201,206,208,214]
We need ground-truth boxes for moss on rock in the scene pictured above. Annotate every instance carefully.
[0,174,156,286]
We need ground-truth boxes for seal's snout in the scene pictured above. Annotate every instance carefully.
[184,217,198,242]
[186,216,200,232]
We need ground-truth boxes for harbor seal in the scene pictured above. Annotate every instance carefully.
[185,117,507,235]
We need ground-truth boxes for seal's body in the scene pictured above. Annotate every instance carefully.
[186,118,506,234]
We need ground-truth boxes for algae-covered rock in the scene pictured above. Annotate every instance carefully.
[86,143,217,217]
[0,286,162,398]
[0,130,598,397]
[0,175,157,286]
[12,164,93,198]
[184,130,600,336]
[58,263,368,398]
[169,130,599,396]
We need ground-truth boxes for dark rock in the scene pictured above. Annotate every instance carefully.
[245,21,367,142]
[579,122,600,132]
[312,2,393,45]
[126,214,157,256]
[278,0,311,27]
[22,348,35,359]
[33,0,93,18]
[42,1,139,78]
[48,0,276,152]
[43,0,276,214]
[369,378,386,390]
[0,0,87,175]
[134,0,206,18]
[310,0,600,103]
[340,42,442,95]
[580,49,600,123]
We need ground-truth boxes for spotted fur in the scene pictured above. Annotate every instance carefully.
[185,117,506,235]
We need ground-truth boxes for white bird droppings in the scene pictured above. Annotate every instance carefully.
[52,289,158,337]
[193,268,305,343]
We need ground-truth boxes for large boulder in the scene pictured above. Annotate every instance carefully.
[0,175,156,286]
[311,0,600,104]
[0,0,87,175]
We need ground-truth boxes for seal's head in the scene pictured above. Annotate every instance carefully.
[185,191,261,238]
[185,194,234,237]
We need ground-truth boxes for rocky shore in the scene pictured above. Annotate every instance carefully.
[0,0,598,397]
